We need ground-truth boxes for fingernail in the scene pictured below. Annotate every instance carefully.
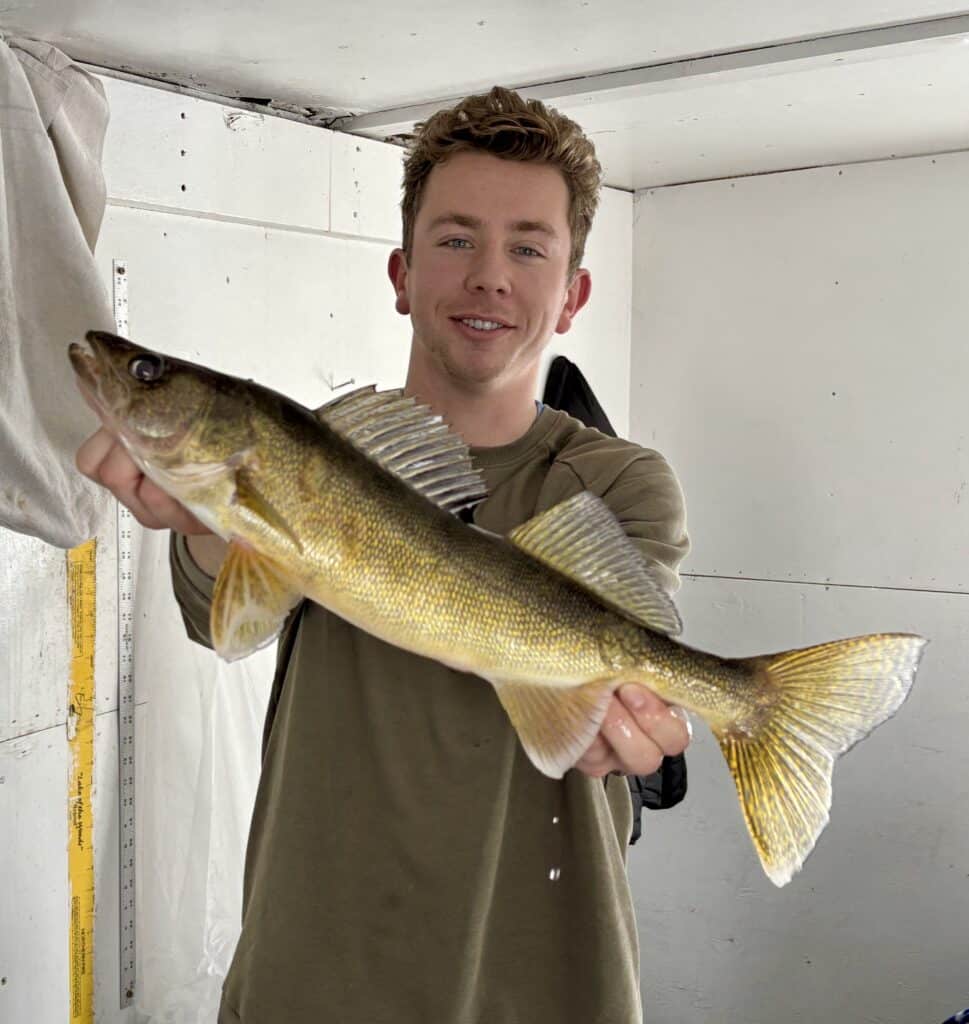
[669,705,693,739]
[620,684,646,710]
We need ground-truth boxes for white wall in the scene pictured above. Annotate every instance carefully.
[630,151,969,1022]
[0,74,632,1023]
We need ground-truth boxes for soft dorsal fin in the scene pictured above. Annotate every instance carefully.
[508,491,682,636]
[315,386,487,514]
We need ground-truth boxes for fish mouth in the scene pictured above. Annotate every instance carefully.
[68,330,134,419]
[68,336,99,384]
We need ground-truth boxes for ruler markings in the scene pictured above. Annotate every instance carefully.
[67,540,97,1024]
[113,259,137,1008]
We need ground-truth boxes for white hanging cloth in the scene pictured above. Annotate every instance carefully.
[0,36,115,548]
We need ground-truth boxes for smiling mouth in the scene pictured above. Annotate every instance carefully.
[452,316,513,333]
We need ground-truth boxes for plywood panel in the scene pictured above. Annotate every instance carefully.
[101,76,331,231]
[0,521,123,741]
[631,150,969,591]
[96,205,411,407]
[9,0,966,116]
[0,532,69,741]
[633,574,968,1024]
[330,133,403,242]
[542,186,633,435]
[563,39,969,190]
[0,716,143,1024]
[0,727,69,1023]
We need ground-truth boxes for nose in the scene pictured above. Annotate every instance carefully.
[464,243,511,295]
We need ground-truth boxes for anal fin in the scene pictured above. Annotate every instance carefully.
[211,541,303,661]
[491,678,615,778]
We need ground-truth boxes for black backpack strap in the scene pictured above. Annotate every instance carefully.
[542,355,689,846]
[627,755,689,844]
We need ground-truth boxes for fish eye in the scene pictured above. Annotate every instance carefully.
[128,353,166,382]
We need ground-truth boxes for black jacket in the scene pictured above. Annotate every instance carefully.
[542,355,688,844]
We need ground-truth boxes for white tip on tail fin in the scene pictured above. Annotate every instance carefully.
[718,632,927,886]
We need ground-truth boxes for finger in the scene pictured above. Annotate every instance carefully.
[91,444,172,529]
[78,433,165,528]
[97,441,144,499]
[136,476,210,535]
[75,428,118,480]
[574,730,617,777]
[617,684,691,757]
[598,695,665,776]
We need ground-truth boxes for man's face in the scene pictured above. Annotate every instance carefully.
[390,151,590,393]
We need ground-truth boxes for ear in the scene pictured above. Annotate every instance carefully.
[555,269,592,335]
[388,248,411,315]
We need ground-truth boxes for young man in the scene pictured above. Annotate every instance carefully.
[78,87,690,1023]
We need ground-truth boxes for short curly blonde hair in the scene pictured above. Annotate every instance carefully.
[400,86,602,280]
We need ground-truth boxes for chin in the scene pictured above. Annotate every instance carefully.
[449,362,508,388]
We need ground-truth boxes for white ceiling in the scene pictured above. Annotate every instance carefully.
[3,1,969,189]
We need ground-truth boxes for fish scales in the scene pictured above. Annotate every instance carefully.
[221,397,754,717]
[69,331,927,886]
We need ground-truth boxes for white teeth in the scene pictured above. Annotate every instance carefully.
[460,318,504,331]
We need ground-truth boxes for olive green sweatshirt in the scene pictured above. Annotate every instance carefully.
[170,406,689,1024]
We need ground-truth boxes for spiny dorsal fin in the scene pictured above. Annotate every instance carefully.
[315,385,487,514]
[508,491,682,636]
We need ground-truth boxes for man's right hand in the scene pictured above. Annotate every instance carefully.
[76,427,208,534]
[76,427,228,576]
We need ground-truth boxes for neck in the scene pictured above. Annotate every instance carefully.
[404,356,540,448]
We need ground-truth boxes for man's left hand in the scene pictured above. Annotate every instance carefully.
[575,685,691,778]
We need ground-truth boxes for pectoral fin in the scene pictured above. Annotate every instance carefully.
[233,469,304,553]
[491,678,615,779]
[211,541,303,661]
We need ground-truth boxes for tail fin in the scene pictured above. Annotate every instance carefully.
[717,633,926,886]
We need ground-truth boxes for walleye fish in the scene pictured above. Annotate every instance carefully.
[70,330,926,886]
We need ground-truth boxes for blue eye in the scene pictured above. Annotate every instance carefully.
[444,238,472,249]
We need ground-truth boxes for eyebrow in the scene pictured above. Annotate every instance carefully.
[427,212,559,237]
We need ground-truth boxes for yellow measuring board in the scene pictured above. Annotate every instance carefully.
[67,539,96,1024]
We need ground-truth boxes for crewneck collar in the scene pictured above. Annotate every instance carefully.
[468,406,563,471]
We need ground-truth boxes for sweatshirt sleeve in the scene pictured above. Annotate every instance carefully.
[547,439,690,595]
[169,532,216,649]
[594,450,690,594]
